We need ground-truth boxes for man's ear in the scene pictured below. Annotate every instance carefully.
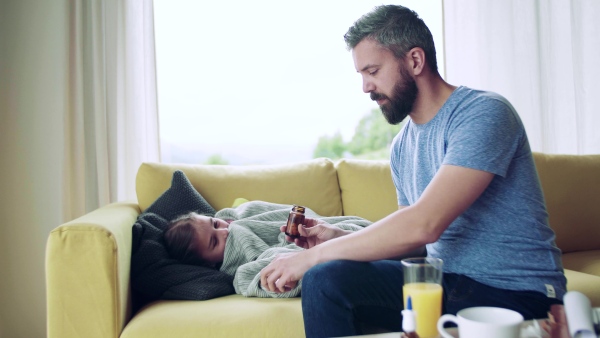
[407,47,426,76]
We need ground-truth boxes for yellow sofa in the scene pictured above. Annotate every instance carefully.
[46,153,600,338]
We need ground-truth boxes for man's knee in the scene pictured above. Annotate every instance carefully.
[303,260,367,295]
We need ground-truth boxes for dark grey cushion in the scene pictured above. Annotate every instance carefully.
[130,170,235,310]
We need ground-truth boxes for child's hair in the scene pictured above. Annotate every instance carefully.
[164,212,209,266]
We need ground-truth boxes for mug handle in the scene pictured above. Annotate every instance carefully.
[437,314,459,338]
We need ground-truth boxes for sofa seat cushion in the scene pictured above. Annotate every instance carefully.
[562,250,600,277]
[120,295,304,338]
[136,158,342,217]
[564,269,600,306]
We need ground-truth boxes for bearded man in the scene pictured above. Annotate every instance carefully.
[260,5,566,338]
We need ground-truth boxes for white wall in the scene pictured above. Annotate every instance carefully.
[0,1,68,337]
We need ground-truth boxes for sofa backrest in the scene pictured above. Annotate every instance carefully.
[136,153,600,255]
[136,158,343,217]
[336,153,600,254]
[335,159,397,222]
[533,152,600,254]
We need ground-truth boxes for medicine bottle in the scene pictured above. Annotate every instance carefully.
[284,205,306,238]
[401,296,419,338]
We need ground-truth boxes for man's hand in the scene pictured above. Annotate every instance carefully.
[280,218,349,249]
[260,250,313,293]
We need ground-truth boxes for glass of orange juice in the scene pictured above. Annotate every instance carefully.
[401,257,443,338]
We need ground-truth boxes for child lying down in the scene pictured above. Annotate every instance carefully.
[163,200,372,298]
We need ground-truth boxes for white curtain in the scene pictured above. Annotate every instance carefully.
[64,0,160,220]
[443,0,600,155]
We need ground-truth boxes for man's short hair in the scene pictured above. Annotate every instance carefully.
[344,5,438,73]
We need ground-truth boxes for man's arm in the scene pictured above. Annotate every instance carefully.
[312,164,494,261]
[388,205,426,259]
[260,164,494,292]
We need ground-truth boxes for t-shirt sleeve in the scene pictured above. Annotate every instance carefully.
[391,131,410,206]
[443,94,525,177]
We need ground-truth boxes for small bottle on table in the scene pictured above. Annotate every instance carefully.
[401,296,419,338]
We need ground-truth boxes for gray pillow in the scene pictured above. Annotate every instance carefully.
[130,170,235,311]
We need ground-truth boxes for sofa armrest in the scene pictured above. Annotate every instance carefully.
[46,201,140,338]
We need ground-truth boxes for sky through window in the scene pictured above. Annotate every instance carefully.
[154,1,443,164]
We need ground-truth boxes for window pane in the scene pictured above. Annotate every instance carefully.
[154,0,443,164]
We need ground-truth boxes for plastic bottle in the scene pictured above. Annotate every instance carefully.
[401,296,419,338]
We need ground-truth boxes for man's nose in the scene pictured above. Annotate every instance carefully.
[362,78,374,93]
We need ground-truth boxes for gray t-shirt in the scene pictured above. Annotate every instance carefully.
[390,86,566,299]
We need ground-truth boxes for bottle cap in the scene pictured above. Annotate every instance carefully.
[401,296,416,333]
[292,205,305,213]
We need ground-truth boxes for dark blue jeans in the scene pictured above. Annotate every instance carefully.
[301,260,562,338]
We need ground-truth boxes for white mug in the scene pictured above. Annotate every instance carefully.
[437,307,524,338]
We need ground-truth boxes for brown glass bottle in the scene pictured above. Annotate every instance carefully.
[284,205,306,238]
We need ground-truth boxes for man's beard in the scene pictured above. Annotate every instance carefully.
[370,67,418,125]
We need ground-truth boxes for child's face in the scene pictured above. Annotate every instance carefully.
[190,214,230,267]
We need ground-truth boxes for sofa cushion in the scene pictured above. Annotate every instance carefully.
[120,296,305,338]
[562,250,600,277]
[131,171,235,308]
[564,269,600,307]
[533,153,600,254]
[144,170,216,218]
[136,158,343,217]
[336,159,397,221]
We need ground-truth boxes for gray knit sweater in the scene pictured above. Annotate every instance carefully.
[215,201,371,298]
